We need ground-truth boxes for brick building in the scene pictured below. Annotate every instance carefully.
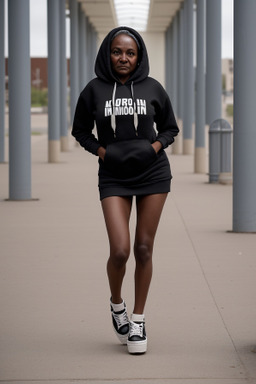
[5,57,70,90]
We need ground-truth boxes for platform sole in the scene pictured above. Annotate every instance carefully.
[113,327,129,345]
[127,339,147,354]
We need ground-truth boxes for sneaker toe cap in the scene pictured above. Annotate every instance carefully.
[119,324,129,335]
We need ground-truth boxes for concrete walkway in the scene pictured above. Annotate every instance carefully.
[0,126,256,383]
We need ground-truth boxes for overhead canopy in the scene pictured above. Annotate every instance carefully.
[76,0,184,34]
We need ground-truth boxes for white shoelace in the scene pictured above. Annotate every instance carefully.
[113,310,129,330]
[129,321,144,338]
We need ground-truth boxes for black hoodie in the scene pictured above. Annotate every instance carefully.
[72,26,179,179]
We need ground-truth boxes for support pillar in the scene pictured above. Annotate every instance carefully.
[0,0,5,163]
[93,28,98,75]
[172,14,178,115]
[183,0,194,154]
[86,21,91,82]
[70,0,79,122]
[47,0,61,162]
[8,0,31,200]
[165,25,172,100]
[233,0,256,232]
[178,8,184,122]
[173,7,184,155]
[206,0,222,126]
[195,0,206,173]
[88,24,97,80]
[59,0,69,152]
[79,4,87,90]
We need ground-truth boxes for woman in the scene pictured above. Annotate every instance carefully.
[72,26,179,354]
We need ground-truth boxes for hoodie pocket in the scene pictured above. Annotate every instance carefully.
[104,139,157,178]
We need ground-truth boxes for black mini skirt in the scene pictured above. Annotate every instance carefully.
[98,139,172,200]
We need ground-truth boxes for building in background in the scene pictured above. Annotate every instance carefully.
[4,58,70,107]
[222,58,233,124]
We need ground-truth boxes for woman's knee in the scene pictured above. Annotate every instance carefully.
[109,247,130,269]
[134,242,152,266]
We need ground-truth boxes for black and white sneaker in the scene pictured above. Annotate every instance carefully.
[127,314,147,354]
[110,300,129,344]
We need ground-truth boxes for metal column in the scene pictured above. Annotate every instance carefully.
[0,0,5,163]
[172,11,183,155]
[233,0,256,232]
[47,0,60,163]
[173,7,184,155]
[86,21,92,82]
[59,0,69,152]
[70,0,79,122]
[172,14,178,115]
[165,25,172,99]
[89,25,97,80]
[206,0,222,126]
[178,8,184,124]
[79,4,87,90]
[93,26,98,79]
[8,0,31,200]
[195,0,206,173]
[183,0,194,154]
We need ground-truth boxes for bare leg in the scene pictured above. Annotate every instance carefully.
[133,193,168,314]
[101,196,133,304]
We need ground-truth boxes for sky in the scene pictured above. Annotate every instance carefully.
[4,0,234,59]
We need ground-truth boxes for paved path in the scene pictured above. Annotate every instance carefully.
[0,130,255,383]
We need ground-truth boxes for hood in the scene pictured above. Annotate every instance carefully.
[94,26,149,84]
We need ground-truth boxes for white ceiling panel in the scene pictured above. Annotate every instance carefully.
[76,0,184,34]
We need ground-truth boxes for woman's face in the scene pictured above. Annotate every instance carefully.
[110,33,139,84]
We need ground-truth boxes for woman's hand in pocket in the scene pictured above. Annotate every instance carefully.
[151,141,162,154]
[97,146,106,161]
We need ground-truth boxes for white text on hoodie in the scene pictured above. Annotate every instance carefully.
[104,98,146,116]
